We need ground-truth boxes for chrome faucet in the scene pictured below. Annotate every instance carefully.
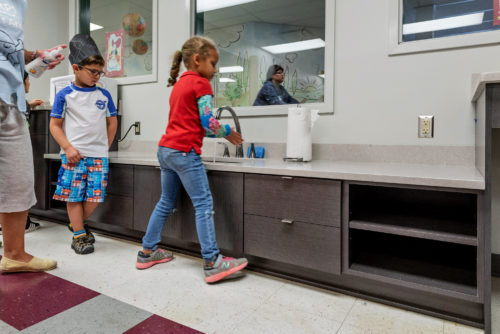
[215,106,244,158]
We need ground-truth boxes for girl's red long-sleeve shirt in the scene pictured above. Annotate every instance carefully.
[158,71,213,154]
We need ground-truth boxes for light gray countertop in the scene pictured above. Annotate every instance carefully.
[44,151,485,190]
[471,71,500,102]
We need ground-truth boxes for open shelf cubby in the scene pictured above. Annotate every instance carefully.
[348,184,477,245]
[348,229,477,299]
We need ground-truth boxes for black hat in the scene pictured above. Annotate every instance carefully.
[69,34,102,65]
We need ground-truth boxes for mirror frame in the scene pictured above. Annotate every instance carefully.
[191,0,335,117]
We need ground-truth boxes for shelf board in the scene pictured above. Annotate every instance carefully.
[348,251,477,301]
[349,213,477,246]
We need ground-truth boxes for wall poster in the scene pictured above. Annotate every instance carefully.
[105,30,124,77]
[494,0,500,25]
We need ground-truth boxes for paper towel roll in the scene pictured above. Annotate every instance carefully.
[286,107,319,161]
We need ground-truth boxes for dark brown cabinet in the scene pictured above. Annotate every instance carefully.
[133,165,182,240]
[33,160,488,330]
[343,182,481,301]
[244,214,341,274]
[180,171,244,255]
[29,109,53,210]
[132,167,243,255]
[89,164,133,229]
[244,174,341,227]
[342,182,485,327]
[244,174,341,274]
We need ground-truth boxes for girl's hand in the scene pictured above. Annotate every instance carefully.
[28,99,44,108]
[65,146,82,163]
[225,128,243,146]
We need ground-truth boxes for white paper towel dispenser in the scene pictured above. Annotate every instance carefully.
[285,106,319,162]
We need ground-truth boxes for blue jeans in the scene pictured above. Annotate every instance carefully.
[142,147,219,263]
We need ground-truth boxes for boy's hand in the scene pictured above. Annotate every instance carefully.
[225,127,243,146]
[65,146,82,163]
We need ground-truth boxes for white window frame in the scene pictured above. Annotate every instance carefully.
[389,0,500,56]
[72,0,158,85]
[191,0,335,117]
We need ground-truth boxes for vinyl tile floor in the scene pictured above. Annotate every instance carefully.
[0,219,489,334]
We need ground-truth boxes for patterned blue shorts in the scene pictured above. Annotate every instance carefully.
[53,155,109,202]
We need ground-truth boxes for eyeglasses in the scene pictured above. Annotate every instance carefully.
[79,66,105,77]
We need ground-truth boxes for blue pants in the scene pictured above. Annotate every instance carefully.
[142,147,219,263]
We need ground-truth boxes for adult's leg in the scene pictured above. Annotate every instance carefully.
[0,100,38,263]
[0,211,32,262]
[142,148,182,251]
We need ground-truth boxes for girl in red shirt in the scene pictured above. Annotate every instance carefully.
[136,36,248,283]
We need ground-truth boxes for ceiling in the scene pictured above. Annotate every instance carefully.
[202,0,325,31]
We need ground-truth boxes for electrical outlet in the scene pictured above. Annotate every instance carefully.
[134,121,141,135]
[418,115,434,138]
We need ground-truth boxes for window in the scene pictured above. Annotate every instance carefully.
[403,0,500,42]
[80,0,157,84]
[389,0,500,55]
[195,0,333,115]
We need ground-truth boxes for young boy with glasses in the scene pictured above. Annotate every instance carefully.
[50,34,117,254]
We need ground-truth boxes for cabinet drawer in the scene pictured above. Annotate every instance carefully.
[244,214,340,275]
[244,174,341,227]
[133,165,182,238]
[107,164,133,197]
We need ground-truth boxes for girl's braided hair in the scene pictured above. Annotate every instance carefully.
[167,36,217,87]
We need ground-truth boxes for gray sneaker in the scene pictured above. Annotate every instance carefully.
[71,237,94,255]
[136,249,174,269]
[204,254,248,283]
[68,224,95,244]
[83,229,95,244]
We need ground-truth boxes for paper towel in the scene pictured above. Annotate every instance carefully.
[286,106,319,161]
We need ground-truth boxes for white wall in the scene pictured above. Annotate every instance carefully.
[28,0,500,146]
[24,0,70,102]
[115,0,500,147]
[26,0,500,251]
[118,0,191,144]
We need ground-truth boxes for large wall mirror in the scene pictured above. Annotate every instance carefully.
[80,0,158,85]
[194,0,334,116]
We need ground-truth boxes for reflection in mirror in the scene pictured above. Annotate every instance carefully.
[89,0,154,81]
[195,0,325,108]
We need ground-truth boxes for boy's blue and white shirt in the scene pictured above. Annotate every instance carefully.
[51,83,117,158]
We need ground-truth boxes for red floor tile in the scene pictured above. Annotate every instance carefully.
[0,268,100,330]
[124,314,203,334]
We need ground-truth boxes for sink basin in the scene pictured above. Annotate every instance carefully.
[201,156,252,164]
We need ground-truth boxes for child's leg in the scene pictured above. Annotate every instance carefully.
[67,202,85,232]
[83,202,99,220]
[142,163,181,253]
[175,152,219,264]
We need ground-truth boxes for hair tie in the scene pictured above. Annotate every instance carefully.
[178,49,182,54]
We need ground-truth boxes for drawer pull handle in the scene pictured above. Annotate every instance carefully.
[281,219,293,224]
[281,176,293,180]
